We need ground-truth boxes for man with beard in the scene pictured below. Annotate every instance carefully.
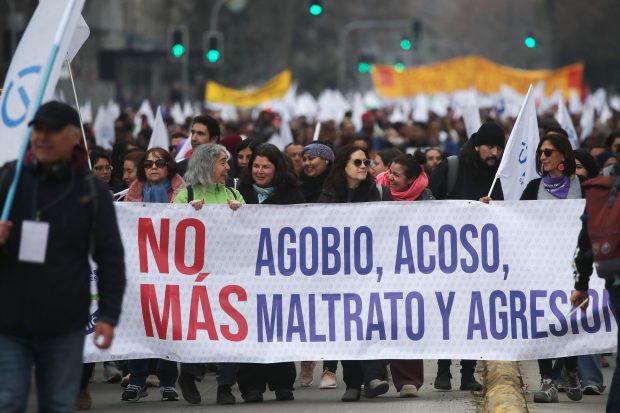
[428,121,505,391]
[429,121,505,201]
[176,115,221,176]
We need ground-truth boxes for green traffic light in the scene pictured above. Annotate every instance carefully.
[358,62,371,73]
[207,49,221,63]
[525,36,536,48]
[394,63,405,72]
[400,39,412,50]
[171,44,185,58]
[309,4,323,16]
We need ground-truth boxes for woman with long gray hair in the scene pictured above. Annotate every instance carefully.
[173,143,244,210]
[172,143,244,405]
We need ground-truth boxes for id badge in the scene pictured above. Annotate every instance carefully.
[18,220,50,263]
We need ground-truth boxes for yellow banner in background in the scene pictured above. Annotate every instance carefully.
[372,56,583,98]
[205,70,291,107]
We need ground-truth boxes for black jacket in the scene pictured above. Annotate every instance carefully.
[300,170,330,203]
[318,179,393,203]
[429,153,503,201]
[238,182,305,205]
[0,161,126,338]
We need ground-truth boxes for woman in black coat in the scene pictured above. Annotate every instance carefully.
[237,143,304,205]
[318,145,392,402]
[235,143,302,403]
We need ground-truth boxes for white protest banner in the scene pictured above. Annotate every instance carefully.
[494,85,539,200]
[84,200,616,363]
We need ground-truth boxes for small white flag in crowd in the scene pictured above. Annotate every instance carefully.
[147,106,170,150]
[555,97,579,149]
[495,85,539,200]
[462,105,482,140]
[175,135,192,162]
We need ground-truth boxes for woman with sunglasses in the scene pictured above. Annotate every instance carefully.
[125,147,184,203]
[520,130,584,404]
[318,145,392,402]
[120,147,182,402]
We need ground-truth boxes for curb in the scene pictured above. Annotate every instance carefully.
[482,361,528,413]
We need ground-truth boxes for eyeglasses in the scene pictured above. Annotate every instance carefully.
[144,159,167,169]
[93,165,112,172]
[350,159,371,167]
[537,148,560,157]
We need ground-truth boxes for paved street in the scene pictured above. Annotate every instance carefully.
[25,358,615,412]
[28,360,480,412]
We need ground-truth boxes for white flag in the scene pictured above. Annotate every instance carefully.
[0,0,86,166]
[496,85,539,200]
[555,98,579,149]
[170,103,185,125]
[175,136,192,162]
[412,94,429,122]
[134,99,155,134]
[93,105,114,150]
[462,105,481,140]
[80,100,93,124]
[148,106,170,150]
[580,104,595,141]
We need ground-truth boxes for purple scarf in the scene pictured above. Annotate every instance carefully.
[542,175,570,199]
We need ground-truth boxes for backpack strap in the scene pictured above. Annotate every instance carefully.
[446,155,459,196]
[609,175,620,207]
[187,185,194,203]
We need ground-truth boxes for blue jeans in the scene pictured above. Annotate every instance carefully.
[128,359,178,388]
[0,329,84,413]
[607,285,620,413]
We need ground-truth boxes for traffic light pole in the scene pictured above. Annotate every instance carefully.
[338,19,411,92]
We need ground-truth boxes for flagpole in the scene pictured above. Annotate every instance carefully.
[487,176,498,198]
[313,121,321,141]
[66,55,92,170]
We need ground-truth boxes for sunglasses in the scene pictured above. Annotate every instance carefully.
[537,148,559,157]
[144,159,167,169]
[351,159,371,167]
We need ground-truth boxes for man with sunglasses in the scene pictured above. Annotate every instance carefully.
[429,121,506,391]
[176,115,222,176]
[0,101,126,412]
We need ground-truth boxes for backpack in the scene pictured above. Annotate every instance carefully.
[582,172,620,279]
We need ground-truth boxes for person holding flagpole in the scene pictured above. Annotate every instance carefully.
[428,121,505,391]
[0,101,126,412]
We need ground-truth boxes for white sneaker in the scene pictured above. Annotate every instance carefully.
[400,384,418,398]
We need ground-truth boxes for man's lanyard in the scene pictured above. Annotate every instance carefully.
[32,168,76,221]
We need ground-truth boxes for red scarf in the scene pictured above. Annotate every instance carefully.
[376,170,429,201]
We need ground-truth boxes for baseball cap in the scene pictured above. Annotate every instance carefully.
[28,101,81,131]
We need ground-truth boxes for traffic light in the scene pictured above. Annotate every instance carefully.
[357,55,375,74]
[203,31,224,66]
[400,35,412,51]
[524,33,537,48]
[308,0,323,16]
[412,19,423,42]
[394,61,405,73]
[167,25,188,60]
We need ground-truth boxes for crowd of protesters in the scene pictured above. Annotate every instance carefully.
[3,98,620,411]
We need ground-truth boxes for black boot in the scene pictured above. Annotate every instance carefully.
[217,384,236,405]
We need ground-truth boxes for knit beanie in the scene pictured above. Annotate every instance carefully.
[302,143,335,162]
